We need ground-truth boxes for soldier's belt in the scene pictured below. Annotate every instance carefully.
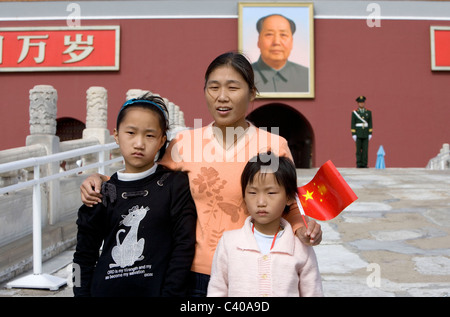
[355,123,368,128]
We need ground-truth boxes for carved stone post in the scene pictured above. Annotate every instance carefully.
[126,89,151,100]
[26,85,60,225]
[81,87,112,174]
[82,86,110,144]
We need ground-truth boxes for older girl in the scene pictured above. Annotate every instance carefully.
[73,95,196,296]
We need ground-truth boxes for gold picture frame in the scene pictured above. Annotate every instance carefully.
[238,2,315,98]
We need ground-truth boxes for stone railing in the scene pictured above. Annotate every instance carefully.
[0,85,187,195]
[427,143,450,170]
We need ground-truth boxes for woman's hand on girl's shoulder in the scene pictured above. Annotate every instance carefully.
[80,173,108,207]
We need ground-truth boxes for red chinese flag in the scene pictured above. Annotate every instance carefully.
[297,160,358,221]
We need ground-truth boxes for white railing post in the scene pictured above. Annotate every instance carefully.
[32,164,42,275]
[26,85,60,225]
[6,163,67,291]
[3,142,121,291]
[99,149,106,175]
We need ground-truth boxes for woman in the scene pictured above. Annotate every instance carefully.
[80,52,322,296]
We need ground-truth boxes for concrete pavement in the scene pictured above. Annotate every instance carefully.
[313,168,450,297]
[1,168,449,297]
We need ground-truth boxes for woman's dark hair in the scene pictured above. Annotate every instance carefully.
[241,152,297,214]
[204,51,258,95]
[116,93,169,161]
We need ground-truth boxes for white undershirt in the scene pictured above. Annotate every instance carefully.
[116,163,158,181]
[252,225,285,255]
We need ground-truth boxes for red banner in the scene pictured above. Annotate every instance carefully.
[431,26,450,71]
[0,26,120,72]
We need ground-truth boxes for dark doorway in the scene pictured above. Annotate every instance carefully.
[56,117,85,141]
[246,104,314,168]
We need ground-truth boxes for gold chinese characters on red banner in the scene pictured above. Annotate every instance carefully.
[0,26,120,72]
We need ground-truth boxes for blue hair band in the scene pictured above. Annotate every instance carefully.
[120,98,168,120]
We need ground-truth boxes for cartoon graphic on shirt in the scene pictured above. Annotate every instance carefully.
[110,205,148,268]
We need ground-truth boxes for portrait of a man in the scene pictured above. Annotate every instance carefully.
[239,3,314,98]
[253,14,309,93]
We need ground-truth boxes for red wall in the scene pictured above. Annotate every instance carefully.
[1,18,449,167]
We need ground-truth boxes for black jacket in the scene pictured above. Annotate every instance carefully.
[73,165,197,297]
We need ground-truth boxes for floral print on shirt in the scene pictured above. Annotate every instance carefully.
[191,166,246,250]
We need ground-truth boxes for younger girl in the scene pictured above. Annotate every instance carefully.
[73,94,197,297]
[207,152,323,297]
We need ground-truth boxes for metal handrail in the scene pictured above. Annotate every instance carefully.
[0,142,120,195]
[1,142,122,290]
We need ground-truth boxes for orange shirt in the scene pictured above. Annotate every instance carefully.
[160,122,303,275]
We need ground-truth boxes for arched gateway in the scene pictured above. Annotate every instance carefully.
[247,104,314,168]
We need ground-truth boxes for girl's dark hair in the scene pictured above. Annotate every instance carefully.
[241,152,297,214]
[116,93,169,161]
[204,51,258,95]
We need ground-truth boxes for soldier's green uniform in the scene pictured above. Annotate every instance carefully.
[351,96,373,168]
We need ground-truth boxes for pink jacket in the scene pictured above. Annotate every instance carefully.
[207,217,323,297]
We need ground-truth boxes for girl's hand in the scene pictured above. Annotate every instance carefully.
[296,219,322,246]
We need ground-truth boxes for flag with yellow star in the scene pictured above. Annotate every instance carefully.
[297,160,358,221]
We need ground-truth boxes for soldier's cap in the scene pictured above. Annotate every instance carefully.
[356,96,366,102]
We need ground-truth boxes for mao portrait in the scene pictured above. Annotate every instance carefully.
[238,3,315,98]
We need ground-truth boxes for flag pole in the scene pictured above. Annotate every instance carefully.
[295,193,309,229]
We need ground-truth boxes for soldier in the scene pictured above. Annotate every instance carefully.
[351,96,373,168]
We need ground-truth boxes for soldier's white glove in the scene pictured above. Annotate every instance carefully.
[352,135,357,141]
[369,135,372,140]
